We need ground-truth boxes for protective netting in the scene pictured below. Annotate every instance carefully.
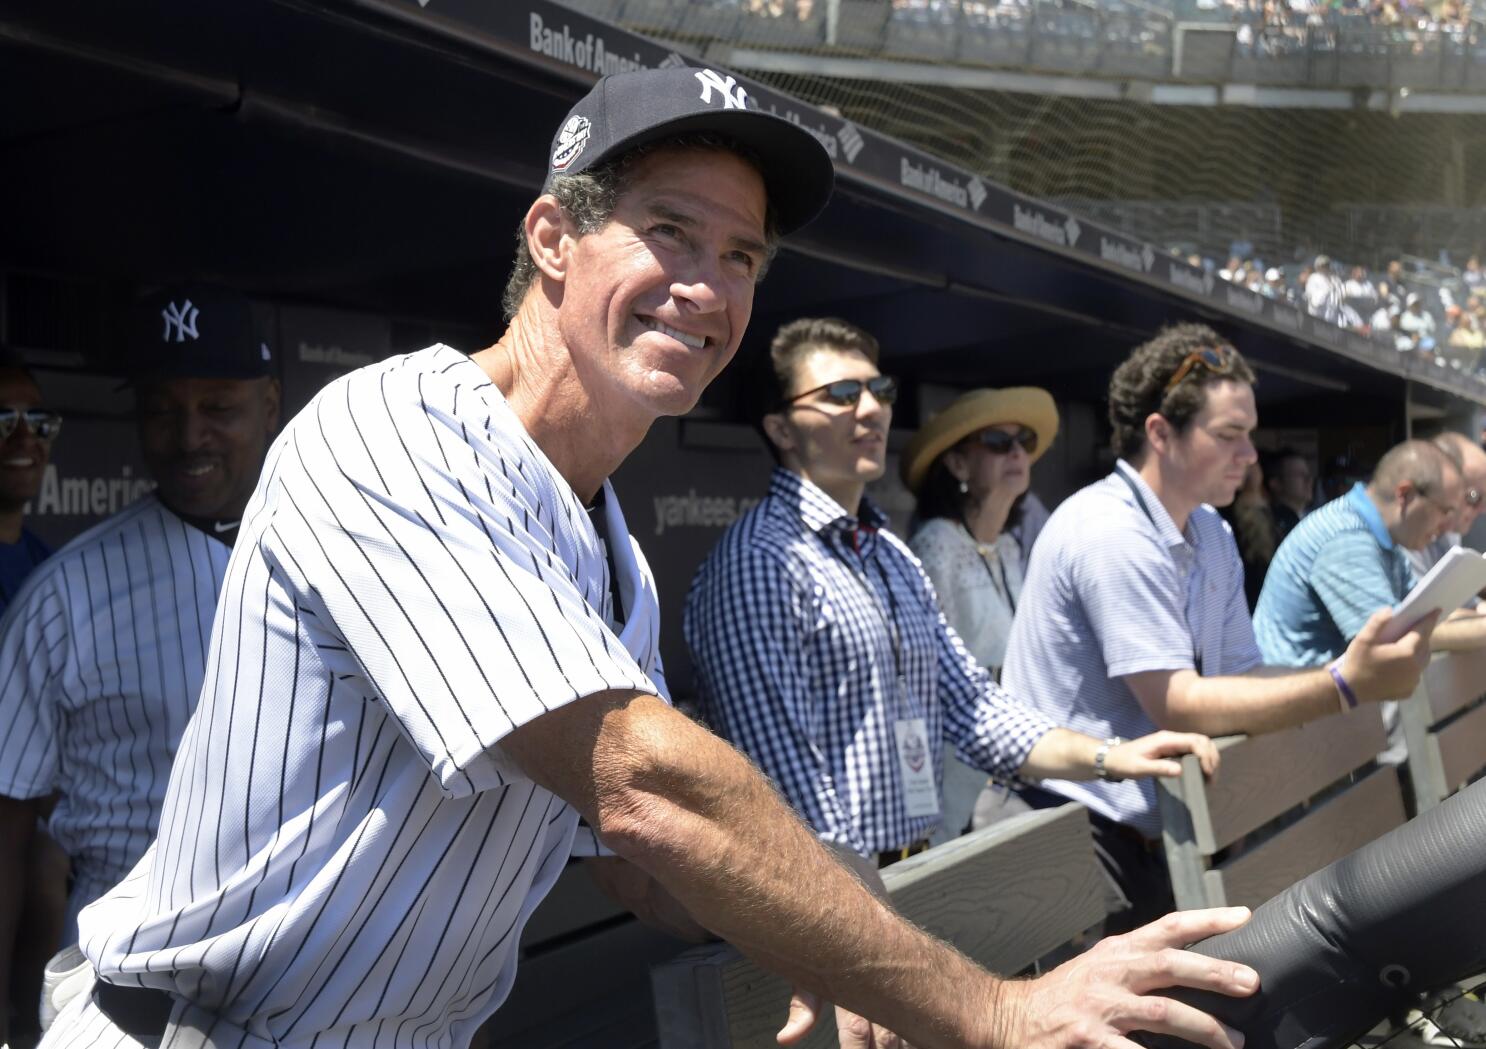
[557,0,1486,272]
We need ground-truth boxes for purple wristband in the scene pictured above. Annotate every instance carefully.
[1329,662,1359,711]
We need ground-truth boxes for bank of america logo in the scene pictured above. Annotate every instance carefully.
[161,300,200,343]
[967,177,987,212]
[837,122,864,164]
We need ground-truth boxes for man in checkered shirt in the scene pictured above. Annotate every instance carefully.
[684,317,1219,876]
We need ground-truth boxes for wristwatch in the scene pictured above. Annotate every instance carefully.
[1094,737,1125,781]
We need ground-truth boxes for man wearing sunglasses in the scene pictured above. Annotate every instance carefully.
[0,285,279,1046]
[1002,323,1436,934]
[685,318,1222,959]
[1405,431,1486,586]
[0,351,64,1049]
[0,354,61,618]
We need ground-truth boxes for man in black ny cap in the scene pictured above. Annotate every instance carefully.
[40,69,1253,1049]
[0,284,279,1046]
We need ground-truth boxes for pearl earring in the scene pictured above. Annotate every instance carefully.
[958,480,969,494]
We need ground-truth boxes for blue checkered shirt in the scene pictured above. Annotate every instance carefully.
[683,468,1055,856]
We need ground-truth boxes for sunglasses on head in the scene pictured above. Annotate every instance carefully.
[1164,346,1235,393]
[975,426,1038,456]
[0,409,62,443]
[782,375,899,410]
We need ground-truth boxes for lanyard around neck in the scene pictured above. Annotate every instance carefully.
[1114,464,1204,674]
[1115,464,1161,533]
[825,528,915,715]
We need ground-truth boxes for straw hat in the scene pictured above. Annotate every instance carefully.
[899,387,1059,495]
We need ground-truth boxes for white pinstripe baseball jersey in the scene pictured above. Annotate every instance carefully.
[0,493,230,939]
[64,345,666,1049]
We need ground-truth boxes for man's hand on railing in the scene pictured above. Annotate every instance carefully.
[778,990,912,1049]
[1104,731,1221,782]
[1339,606,1438,703]
[1001,908,1259,1049]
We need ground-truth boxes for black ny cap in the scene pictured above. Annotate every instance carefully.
[127,285,274,381]
[547,66,835,235]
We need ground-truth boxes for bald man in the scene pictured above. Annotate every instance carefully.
[1407,431,1486,584]
[1255,439,1486,760]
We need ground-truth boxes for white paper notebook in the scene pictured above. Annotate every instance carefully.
[1380,545,1486,643]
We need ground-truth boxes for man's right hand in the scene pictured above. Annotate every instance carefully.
[1340,606,1437,704]
[1001,908,1258,1049]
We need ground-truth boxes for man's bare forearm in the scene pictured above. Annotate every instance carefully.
[1134,666,1338,736]
[505,691,1010,1049]
[1429,611,1486,652]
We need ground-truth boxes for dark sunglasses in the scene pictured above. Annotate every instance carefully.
[975,426,1038,456]
[782,375,899,409]
[1164,346,1235,392]
[0,409,62,442]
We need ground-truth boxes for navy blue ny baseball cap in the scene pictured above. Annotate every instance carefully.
[547,66,835,235]
[126,285,275,382]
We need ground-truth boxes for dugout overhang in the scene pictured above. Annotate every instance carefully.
[1,0,1479,431]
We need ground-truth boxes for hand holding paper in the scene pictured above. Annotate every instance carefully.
[1379,545,1486,643]
[1338,605,1438,704]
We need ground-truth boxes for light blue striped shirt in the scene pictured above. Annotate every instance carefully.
[1253,483,1415,668]
[1002,460,1262,837]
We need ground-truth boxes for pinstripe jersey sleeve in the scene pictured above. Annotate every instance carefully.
[260,356,659,798]
[0,571,68,800]
[685,540,870,854]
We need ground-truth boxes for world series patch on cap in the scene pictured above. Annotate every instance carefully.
[127,284,275,382]
[546,65,835,236]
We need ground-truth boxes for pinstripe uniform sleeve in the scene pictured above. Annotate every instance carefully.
[1070,525,1198,677]
[0,570,69,801]
[685,543,869,855]
[261,364,657,799]
[918,563,1055,780]
[567,651,671,859]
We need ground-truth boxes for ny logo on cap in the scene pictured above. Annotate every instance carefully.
[161,300,200,343]
[695,69,747,110]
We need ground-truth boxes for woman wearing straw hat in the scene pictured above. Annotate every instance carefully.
[901,386,1059,841]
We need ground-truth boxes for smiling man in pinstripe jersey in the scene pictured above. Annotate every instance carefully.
[43,69,1257,1049]
[0,285,279,1048]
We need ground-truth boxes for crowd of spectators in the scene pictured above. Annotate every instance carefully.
[1181,246,1486,372]
[1216,0,1481,56]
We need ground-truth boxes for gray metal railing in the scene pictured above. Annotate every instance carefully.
[563,0,1486,90]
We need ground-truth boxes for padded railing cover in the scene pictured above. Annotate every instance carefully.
[1145,776,1486,1049]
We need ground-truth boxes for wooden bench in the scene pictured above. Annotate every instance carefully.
[1157,704,1407,911]
[1400,647,1486,813]
[649,803,1108,1049]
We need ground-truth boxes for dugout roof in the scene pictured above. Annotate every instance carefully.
[2,0,1480,428]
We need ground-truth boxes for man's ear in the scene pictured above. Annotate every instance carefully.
[526,194,570,284]
[762,412,794,454]
[263,378,282,434]
[1144,412,1172,456]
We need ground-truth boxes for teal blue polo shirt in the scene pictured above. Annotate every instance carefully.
[1253,483,1416,666]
